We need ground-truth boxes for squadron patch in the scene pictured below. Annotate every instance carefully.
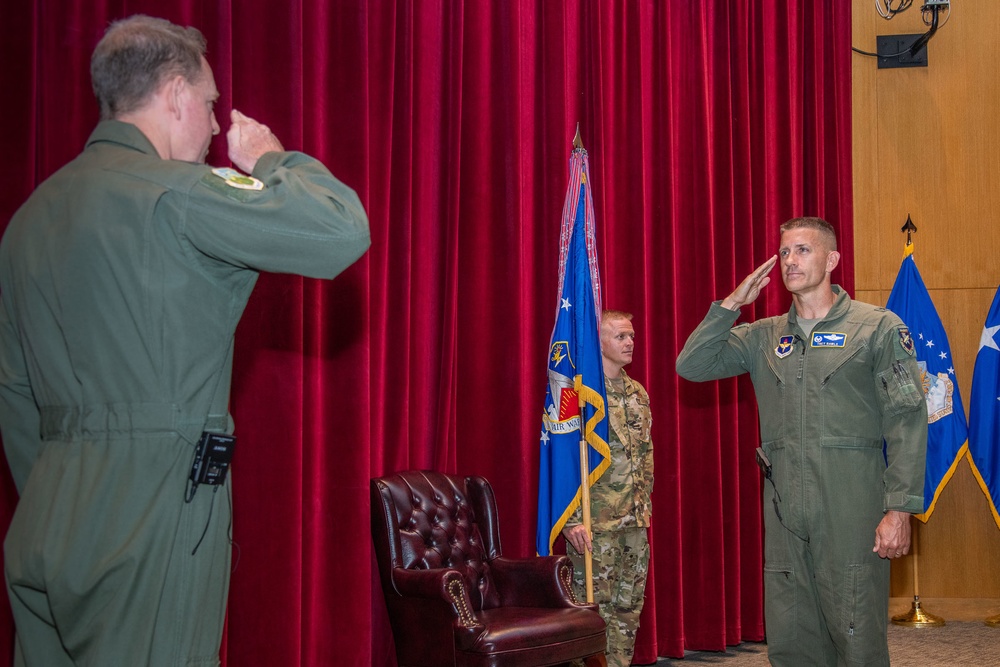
[898,327,915,356]
[811,332,847,348]
[211,167,264,191]
[775,335,795,359]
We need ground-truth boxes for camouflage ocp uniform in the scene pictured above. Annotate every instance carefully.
[567,369,653,667]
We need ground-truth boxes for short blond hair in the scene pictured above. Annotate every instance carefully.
[779,217,837,251]
[601,309,633,323]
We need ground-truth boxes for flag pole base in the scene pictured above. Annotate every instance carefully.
[891,597,945,627]
[985,613,1000,628]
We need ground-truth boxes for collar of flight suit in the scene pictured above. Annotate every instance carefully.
[785,284,851,336]
[85,120,160,158]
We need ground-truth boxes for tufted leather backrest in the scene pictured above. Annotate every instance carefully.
[371,470,502,611]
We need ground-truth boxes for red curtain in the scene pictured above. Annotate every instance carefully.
[0,1,852,664]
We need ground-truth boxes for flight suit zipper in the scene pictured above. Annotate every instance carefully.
[821,344,865,386]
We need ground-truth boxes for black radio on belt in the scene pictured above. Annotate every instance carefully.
[189,432,236,487]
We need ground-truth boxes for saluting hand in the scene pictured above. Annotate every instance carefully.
[226,109,284,175]
[722,255,778,311]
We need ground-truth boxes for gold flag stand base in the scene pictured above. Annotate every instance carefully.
[985,613,1000,628]
[891,597,945,628]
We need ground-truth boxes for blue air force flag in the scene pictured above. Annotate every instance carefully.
[968,286,1000,530]
[536,148,611,556]
[886,243,968,521]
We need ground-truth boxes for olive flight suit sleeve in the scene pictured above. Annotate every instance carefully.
[676,301,756,382]
[0,289,40,490]
[871,316,928,513]
[182,151,371,279]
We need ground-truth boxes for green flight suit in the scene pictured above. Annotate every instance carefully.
[676,287,927,666]
[567,370,653,667]
[0,121,370,666]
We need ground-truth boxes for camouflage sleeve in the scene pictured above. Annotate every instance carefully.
[636,385,654,515]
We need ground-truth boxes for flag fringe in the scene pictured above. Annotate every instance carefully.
[915,441,968,523]
[965,450,1000,531]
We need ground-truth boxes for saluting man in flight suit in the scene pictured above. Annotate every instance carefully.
[0,14,370,667]
[676,217,926,666]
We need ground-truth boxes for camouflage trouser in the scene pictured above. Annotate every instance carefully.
[567,527,650,667]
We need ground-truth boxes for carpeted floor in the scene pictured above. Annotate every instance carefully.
[653,621,1000,666]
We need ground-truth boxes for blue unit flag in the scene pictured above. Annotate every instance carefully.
[886,242,968,521]
[968,285,1000,530]
[535,148,610,556]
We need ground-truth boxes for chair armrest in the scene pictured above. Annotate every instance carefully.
[390,567,482,626]
[491,555,597,611]
[389,567,489,652]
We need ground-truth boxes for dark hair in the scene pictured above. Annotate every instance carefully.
[779,216,837,251]
[90,15,207,120]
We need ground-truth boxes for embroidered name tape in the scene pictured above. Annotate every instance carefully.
[811,332,847,348]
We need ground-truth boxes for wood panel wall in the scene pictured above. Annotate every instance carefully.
[851,0,1000,599]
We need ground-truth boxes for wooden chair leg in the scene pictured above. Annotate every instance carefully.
[583,653,607,667]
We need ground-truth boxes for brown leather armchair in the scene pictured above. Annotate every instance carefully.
[371,470,607,667]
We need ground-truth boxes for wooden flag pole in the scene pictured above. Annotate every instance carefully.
[890,218,944,627]
[573,123,595,603]
[579,432,595,603]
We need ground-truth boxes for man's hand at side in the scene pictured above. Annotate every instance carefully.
[873,510,912,559]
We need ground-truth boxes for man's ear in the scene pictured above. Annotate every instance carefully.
[164,75,186,120]
[826,250,841,273]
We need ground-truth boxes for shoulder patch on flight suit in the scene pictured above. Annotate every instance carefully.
[897,327,915,356]
[199,168,266,202]
[211,167,264,191]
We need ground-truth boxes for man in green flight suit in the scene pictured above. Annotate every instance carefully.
[0,15,370,667]
[563,309,654,667]
[676,217,927,666]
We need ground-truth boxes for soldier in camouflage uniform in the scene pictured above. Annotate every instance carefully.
[564,310,654,667]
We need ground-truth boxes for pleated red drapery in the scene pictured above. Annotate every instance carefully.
[0,2,852,664]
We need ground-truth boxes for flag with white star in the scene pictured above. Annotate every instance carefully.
[886,242,968,522]
[968,286,1000,530]
[535,146,610,556]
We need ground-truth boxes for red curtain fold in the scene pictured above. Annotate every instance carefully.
[0,1,852,664]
